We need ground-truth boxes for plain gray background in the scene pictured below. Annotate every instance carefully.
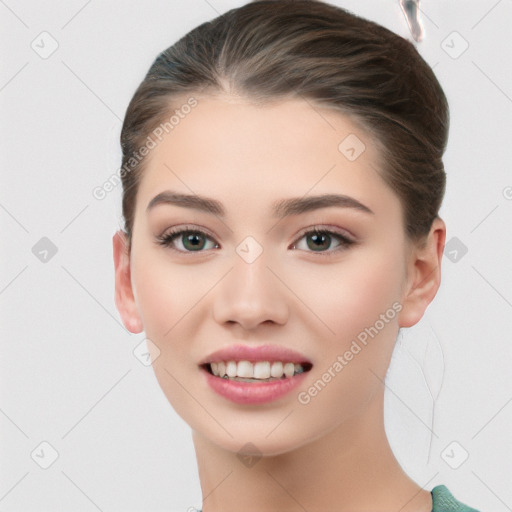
[1,0,511,510]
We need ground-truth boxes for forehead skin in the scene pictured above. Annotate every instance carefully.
[132,94,405,250]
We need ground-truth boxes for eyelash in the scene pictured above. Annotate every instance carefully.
[155,224,356,257]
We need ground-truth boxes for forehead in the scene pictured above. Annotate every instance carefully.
[135,95,397,217]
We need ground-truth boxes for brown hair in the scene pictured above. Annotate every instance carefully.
[119,0,449,250]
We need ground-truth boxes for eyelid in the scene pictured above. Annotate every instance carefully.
[158,224,217,241]
[291,224,355,245]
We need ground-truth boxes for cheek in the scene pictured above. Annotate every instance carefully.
[287,245,404,413]
[338,257,402,334]
[131,253,213,418]
[287,246,404,345]
[289,258,403,440]
[132,249,209,338]
[130,252,216,399]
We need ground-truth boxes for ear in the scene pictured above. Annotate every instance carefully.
[397,217,446,328]
[113,230,144,333]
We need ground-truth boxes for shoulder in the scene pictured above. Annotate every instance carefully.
[431,484,481,512]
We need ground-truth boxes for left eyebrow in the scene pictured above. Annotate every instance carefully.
[272,193,374,217]
[146,190,374,217]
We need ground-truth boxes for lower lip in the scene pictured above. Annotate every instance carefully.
[202,367,309,405]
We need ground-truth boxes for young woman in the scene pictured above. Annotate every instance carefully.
[113,1,480,510]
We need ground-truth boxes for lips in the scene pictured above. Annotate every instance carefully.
[199,344,313,404]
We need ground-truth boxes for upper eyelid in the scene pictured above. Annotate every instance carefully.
[292,224,354,242]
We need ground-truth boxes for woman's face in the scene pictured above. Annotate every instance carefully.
[118,94,421,455]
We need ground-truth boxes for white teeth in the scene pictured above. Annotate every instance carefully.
[226,361,237,378]
[270,361,283,378]
[254,361,270,379]
[283,362,295,378]
[237,360,253,378]
[208,360,306,379]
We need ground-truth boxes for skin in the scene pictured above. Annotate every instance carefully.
[113,94,446,512]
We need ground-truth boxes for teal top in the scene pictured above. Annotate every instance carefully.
[196,485,480,511]
[431,485,480,511]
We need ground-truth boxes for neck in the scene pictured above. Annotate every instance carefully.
[192,387,432,512]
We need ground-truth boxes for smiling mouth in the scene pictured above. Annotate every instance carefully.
[201,360,313,382]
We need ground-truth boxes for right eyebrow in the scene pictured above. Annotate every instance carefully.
[146,191,224,216]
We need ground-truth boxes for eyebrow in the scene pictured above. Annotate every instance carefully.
[146,190,374,217]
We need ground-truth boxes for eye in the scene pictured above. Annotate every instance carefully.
[290,226,355,255]
[155,225,355,256]
[156,226,219,253]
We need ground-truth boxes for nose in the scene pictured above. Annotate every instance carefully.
[212,247,289,331]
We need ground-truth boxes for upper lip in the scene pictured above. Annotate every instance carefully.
[199,344,312,365]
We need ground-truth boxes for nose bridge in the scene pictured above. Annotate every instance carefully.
[213,237,289,329]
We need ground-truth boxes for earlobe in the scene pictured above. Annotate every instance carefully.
[397,217,446,328]
[113,230,144,333]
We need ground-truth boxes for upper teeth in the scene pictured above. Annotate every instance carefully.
[210,361,304,379]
